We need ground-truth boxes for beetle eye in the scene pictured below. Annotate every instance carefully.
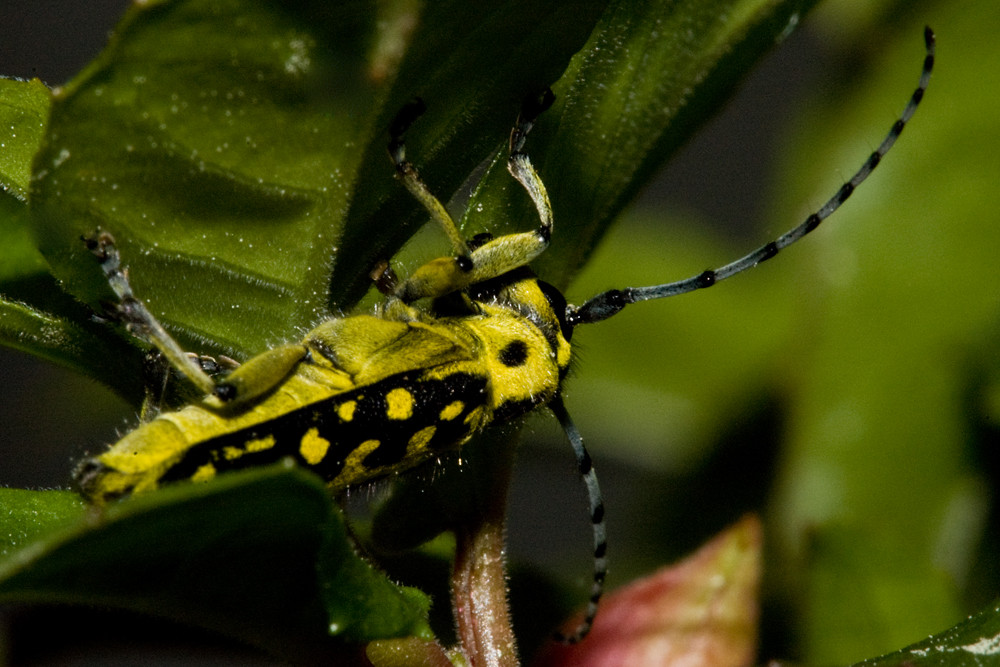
[537,280,572,342]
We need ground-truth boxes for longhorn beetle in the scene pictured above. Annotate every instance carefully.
[74,27,934,644]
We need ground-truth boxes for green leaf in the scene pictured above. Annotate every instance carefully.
[327,0,611,308]
[19,0,816,388]
[0,466,431,658]
[0,297,146,399]
[318,518,434,643]
[0,77,51,282]
[29,0,609,368]
[0,488,86,557]
[0,193,46,283]
[0,77,136,388]
[463,0,821,288]
[0,76,50,201]
[30,0,382,361]
[853,600,1000,667]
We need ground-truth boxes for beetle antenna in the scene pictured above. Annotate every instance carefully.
[549,395,608,644]
[568,26,935,327]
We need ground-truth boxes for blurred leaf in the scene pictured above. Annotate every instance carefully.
[521,2,999,664]
[566,214,797,471]
[803,524,965,663]
[765,6,1000,661]
[0,466,431,659]
[534,515,761,666]
[852,599,1000,667]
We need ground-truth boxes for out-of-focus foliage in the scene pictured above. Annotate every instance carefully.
[568,1,999,663]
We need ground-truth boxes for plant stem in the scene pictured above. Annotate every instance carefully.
[450,430,519,667]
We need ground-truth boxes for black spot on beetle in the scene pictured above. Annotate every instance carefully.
[498,339,528,367]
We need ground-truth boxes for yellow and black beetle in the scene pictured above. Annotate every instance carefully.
[74,27,934,643]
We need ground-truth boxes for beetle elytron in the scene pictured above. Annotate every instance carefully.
[75,28,934,642]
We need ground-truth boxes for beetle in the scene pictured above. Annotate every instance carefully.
[74,27,934,643]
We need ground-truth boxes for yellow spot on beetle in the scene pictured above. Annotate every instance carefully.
[356,439,380,458]
[338,400,357,422]
[246,435,276,453]
[386,387,414,420]
[439,401,464,421]
[336,439,382,486]
[223,446,244,461]
[300,427,331,465]
[464,406,487,431]
[192,463,217,482]
[408,425,436,452]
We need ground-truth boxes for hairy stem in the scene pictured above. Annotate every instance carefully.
[450,429,519,666]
